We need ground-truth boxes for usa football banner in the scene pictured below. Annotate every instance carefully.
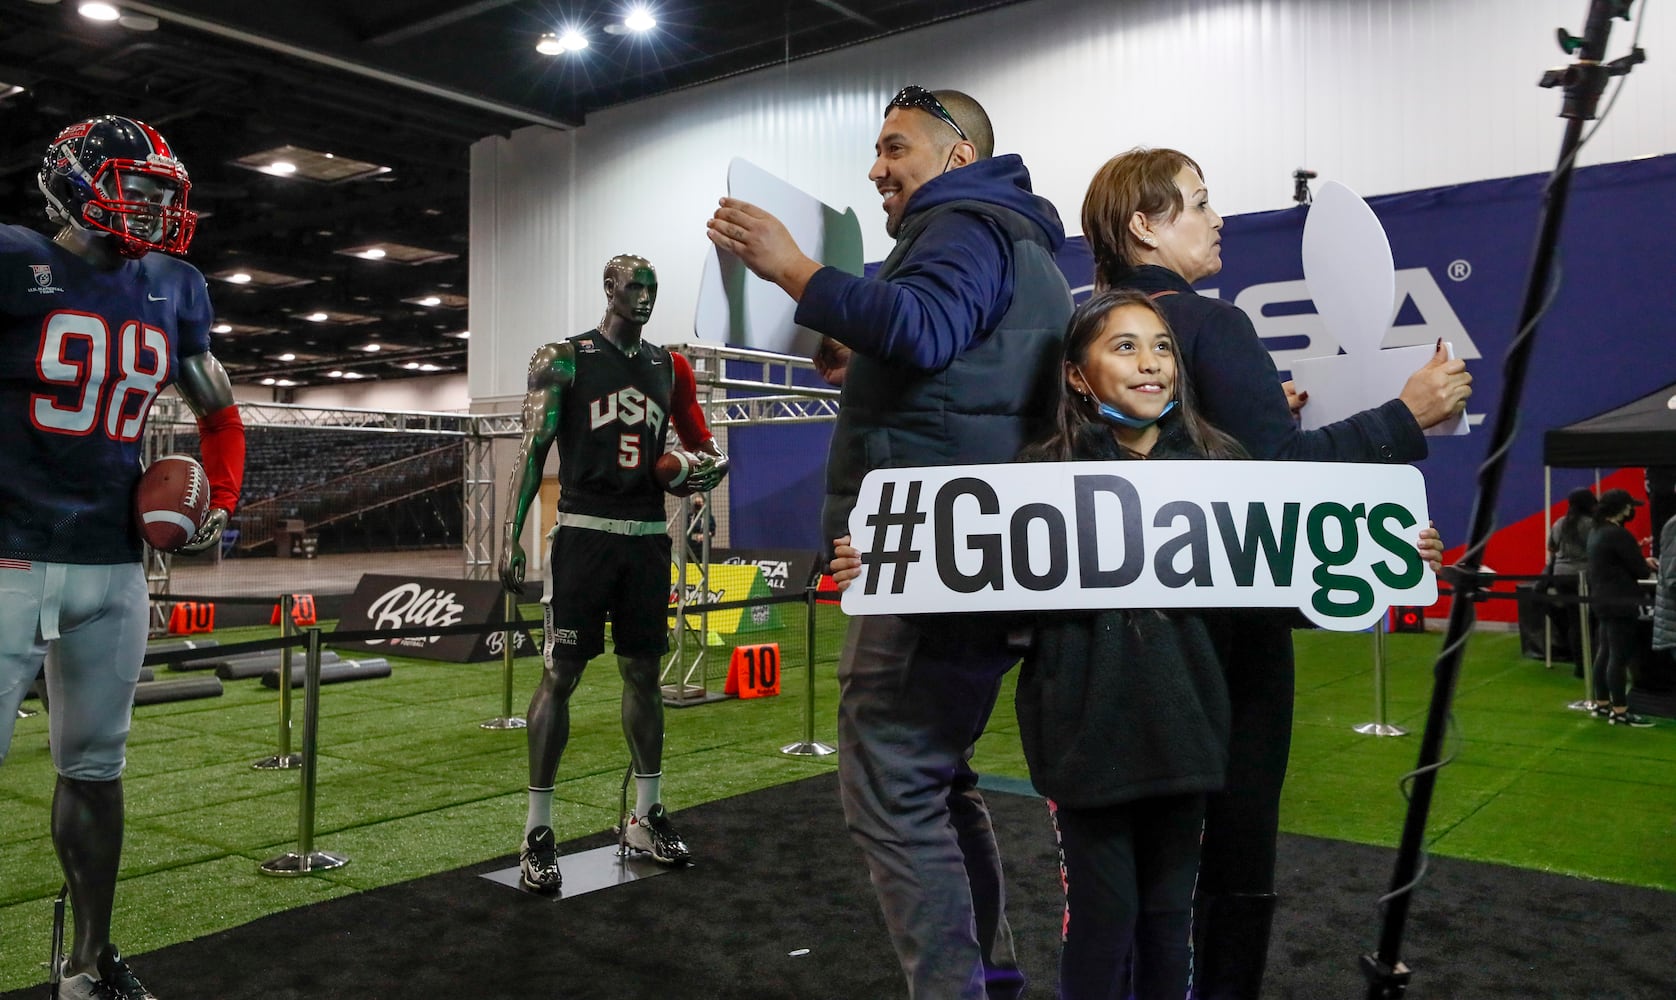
[841,461,1435,632]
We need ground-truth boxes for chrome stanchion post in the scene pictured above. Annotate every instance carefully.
[253,593,302,770]
[261,627,348,875]
[782,585,835,757]
[1354,617,1408,737]
[481,591,528,730]
[1568,576,1597,711]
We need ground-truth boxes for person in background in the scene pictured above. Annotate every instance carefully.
[1653,491,1676,662]
[1546,487,1598,677]
[684,493,716,563]
[1079,146,1471,998]
[1586,488,1657,727]
[708,86,1071,999]
[499,254,728,892]
[1,115,246,1000]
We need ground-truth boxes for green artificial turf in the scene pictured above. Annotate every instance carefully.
[3,615,1673,990]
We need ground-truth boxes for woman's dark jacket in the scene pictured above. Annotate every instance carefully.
[1587,519,1649,621]
[1014,419,1232,810]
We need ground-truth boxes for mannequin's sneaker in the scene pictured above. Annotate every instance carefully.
[59,945,157,1000]
[519,825,562,892]
[623,804,692,864]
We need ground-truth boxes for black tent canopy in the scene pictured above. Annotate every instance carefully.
[1543,382,1676,467]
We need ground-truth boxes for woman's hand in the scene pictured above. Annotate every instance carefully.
[830,534,862,592]
[1418,522,1445,575]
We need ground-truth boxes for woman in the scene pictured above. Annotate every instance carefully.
[1586,488,1657,727]
[1546,487,1598,677]
[1014,288,1244,998]
[1079,148,1471,998]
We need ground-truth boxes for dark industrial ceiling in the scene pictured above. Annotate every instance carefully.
[0,0,1026,387]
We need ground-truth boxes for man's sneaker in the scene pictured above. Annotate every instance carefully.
[623,803,692,865]
[1609,711,1655,727]
[59,945,157,1000]
[519,825,562,892]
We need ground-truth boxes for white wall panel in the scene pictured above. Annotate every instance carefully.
[468,0,1674,403]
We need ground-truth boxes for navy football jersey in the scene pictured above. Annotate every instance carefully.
[0,224,214,563]
[555,330,674,523]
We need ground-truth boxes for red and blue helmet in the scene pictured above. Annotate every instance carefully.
[37,115,198,258]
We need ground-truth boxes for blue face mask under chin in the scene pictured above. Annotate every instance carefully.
[1095,398,1176,429]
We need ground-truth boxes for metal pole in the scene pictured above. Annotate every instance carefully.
[1544,468,1555,669]
[253,594,302,770]
[481,591,528,730]
[261,627,348,875]
[1568,575,1598,711]
[782,585,835,757]
[1363,3,1638,993]
[1355,618,1408,737]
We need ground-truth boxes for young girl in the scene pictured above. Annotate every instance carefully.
[1014,287,1244,1000]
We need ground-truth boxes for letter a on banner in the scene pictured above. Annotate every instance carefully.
[724,643,781,699]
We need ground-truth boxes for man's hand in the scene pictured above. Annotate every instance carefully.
[1398,339,1472,430]
[176,507,230,555]
[813,337,852,387]
[500,541,527,595]
[830,535,862,592]
[1281,380,1309,417]
[706,198,822,300]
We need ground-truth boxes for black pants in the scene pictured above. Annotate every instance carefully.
[1052,794,1206,1000]
[1198,616,1293,896]
[1593,617,1642,708]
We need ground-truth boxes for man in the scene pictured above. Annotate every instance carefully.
[499,254,728,892]
[1,115,245,1000]
[708,87,1071,999]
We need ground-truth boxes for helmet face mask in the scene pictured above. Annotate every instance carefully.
[39,116,198,258]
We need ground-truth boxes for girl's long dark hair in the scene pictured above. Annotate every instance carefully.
[1023,289,1245,463]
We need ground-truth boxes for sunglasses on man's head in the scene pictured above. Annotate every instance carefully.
[885,85,968,142]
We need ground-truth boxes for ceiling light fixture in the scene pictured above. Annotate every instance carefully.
[267,161,298,176]
[536,32,564,55]
[77,2,121,21]
[359,248,386,260]
[360,343,382,352]
[343,372,366,380]
[260,377,276,386]
[228,272,253,284]
[212,323,232,334]
[404,362,421,370]
[624,6,656,32]
[117,12,157,30]
[327,371,344,378]
[305,312,329,322]
[417,295,441,307]
[420,364,442,372]
[277,353,296,362]
[559,28,589,52]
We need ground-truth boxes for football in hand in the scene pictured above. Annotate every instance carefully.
[654,450,701,497]
[135,454,210,551]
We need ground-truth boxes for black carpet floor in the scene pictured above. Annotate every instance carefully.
[6,772,1672,999]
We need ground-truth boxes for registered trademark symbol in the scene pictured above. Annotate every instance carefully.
[1447,259,1472,282]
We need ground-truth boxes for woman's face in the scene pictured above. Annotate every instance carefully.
[1070,303,1177,422]
[1141,166,1223,283]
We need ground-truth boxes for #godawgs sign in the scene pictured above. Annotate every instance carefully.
[842,461,1437,632]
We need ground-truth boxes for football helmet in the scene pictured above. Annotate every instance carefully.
[38,115,197,258]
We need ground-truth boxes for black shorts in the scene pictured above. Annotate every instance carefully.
[542,527,671,660]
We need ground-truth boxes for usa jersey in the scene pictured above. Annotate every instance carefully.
[0,224,213,563]
[555,330,674,523]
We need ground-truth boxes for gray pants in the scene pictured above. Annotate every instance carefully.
[837,613,1023,1000]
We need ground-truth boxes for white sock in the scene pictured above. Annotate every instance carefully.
[525,786,554,841]
[634,772,662,817]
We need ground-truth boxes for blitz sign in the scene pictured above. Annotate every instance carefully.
[842,461,1435,632]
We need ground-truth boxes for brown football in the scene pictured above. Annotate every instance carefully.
[654,450,699,497]
[135,454,210,551]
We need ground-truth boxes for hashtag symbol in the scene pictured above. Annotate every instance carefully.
[861,480,926,595]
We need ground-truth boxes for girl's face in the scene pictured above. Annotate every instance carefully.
[1069,303,1177,423]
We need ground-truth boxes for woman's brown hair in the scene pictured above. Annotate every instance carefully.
[1080,148,1204,289]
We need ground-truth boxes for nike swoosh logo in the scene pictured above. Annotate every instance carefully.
[148,293,167,301]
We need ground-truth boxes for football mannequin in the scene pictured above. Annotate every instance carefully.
[1,115,245,1000]
[500,253,726,892]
